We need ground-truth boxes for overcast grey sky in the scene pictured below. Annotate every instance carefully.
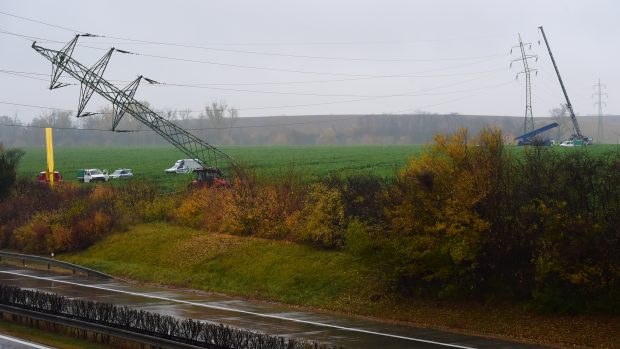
[0,0,618,122]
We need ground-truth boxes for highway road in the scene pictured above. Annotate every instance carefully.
[0,334,55,349]
[0,265,546,349]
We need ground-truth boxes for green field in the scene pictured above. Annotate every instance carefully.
[16,144,620,188]
[17,145,425,187]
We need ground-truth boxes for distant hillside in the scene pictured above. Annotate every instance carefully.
[2,112,620,147]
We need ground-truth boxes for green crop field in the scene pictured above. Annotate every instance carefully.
[16,144,620,189]
[16,145,425,187]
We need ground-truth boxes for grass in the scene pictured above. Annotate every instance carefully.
[17,145,424,189]
[63,223,375,306]
[63,223,619,348]
[17,144,620,189]
[0,318,111,349]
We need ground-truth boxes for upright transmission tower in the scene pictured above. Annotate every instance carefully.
[511,34,538,134]
[32,35,235,175]
[593,79,608,143]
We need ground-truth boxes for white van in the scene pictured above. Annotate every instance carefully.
[164,159,204,174]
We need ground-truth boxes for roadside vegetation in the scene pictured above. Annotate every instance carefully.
[1,130,619,347]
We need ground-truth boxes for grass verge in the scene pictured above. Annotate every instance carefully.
[63,223,618,348]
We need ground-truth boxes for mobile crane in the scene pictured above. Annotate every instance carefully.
[538,26,592,145]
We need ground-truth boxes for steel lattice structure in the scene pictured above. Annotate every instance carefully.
[593,79,607,143]
[32,35,235,173]
[511,34,537,134]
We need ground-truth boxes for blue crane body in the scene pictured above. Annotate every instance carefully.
[514,122,559,146]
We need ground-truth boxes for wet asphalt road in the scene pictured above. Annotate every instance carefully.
[0,265,546,349]
[0,334,55,348]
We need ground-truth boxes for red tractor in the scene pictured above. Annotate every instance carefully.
[191,167,230,188]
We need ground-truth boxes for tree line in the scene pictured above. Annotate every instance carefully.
[0,104,590,147]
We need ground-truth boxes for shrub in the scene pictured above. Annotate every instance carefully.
[13,212,54,254]
[292,183,346,249]
[0,144,24,200]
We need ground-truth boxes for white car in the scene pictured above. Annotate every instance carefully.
[109,168,133,179]
[77,169,109,183]
[559,140,574,147]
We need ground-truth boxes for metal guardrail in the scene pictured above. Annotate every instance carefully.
[0,304,206,349]
[0,251,112,279]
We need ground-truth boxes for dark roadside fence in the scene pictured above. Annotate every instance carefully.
[0,284,344,349]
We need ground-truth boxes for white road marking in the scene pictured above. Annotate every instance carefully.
[0,333,55,349]
[0,270,477,349]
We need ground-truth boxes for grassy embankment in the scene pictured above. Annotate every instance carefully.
[64,223,619,348]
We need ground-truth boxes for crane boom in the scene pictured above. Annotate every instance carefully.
[32,36,235,174]
[538,26,586,141]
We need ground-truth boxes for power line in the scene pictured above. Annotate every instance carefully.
[1,28,507,83]
[1,79,517,119]
[0,101,73,111]
[0,9,508,54]
[0,122,125,132]
[0,55,507,86]
[0,12,510,75]
[0,12,520,118]
[0,10,81,33]
[0,80,513,128]
[78,36,506,63]
[1,66,509,111]
[391,80,516,114]
[151,70,508,99]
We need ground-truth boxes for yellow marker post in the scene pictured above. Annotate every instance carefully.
[45,128,54,186]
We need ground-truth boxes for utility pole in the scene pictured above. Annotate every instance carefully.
[511,33,537,134]
[593,79,607,143]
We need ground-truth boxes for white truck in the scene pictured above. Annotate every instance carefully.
[77,169,109,183]
[164,159,204,174]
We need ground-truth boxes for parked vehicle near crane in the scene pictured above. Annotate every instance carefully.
[77,169,108,183]
[164,159,203,174]
[109,168,133,179]
[36,171,63,184]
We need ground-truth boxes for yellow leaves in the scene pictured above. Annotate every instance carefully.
[386,128,504,285]
[13,212,53,254]
[294,183,346,249]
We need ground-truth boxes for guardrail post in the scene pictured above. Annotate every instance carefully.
[22,259,25,267]
[47,263,50,270]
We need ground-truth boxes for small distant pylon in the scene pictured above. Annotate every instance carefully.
[511,33,538,134]
[592,79,607,143]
